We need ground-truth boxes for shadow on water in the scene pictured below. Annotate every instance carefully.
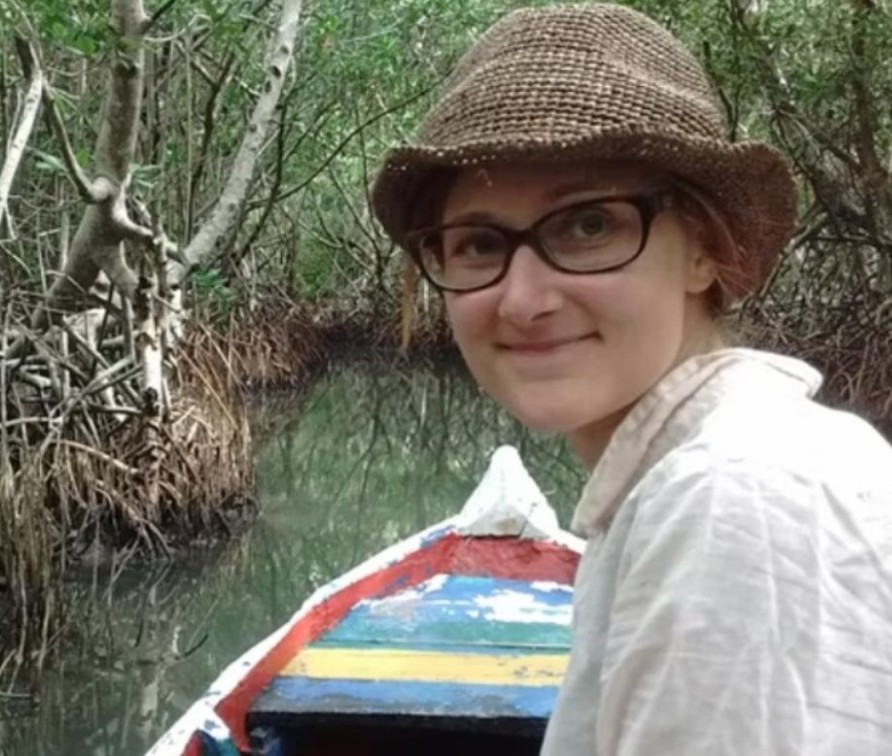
[0,357,584,756]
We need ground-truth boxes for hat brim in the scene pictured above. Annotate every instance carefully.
[371,127,797,298]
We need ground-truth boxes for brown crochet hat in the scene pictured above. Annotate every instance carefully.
[371,2,798,295]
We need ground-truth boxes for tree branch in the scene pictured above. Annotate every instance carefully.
[143,0,178,34]
[41,86,103,203]
[0,38,43,229]
[186,50,237,238]
[848,1,892,219]
[267,83,435,208]
[727,4,866,227]
[229,97,290,273]
[175,0,303,283]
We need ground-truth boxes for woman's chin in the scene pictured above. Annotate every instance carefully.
[502,392,635,446]
[506,402,596,436]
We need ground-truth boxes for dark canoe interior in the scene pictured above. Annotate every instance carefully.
[248,718,544,755]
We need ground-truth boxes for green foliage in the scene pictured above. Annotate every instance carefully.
[2,0,890,334]
[0,0,110,54]
[192,265,238,317]
[295,245,338,299]
[31,148,67,175]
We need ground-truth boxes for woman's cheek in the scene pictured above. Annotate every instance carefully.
[571,274,647,329]
[444,293,493,358]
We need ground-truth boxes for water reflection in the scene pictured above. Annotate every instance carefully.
[0,359,583,756]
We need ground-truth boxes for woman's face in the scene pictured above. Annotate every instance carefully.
[440,161,719,465]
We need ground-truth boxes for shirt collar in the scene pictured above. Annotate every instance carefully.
[570,348,823,537]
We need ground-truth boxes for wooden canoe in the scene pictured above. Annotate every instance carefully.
[145,446,583,756]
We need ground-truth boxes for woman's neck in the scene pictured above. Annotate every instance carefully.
[569,318,725,471]
[568,404,632,470]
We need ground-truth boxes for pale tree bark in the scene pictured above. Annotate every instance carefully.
[0,8,295,657]
[0,39,43,232]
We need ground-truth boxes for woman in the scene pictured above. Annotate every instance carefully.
[372,3,892,754]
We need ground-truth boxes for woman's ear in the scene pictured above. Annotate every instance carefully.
[685,245,718,295]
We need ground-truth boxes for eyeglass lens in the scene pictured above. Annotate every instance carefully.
[416,199,646,291]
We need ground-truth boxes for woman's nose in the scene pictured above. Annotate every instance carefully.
[496,245,563,325]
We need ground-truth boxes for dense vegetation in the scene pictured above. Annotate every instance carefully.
[0,0,890,695]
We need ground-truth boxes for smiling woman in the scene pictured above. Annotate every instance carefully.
[371,3,892,756]
[437,162,719,466]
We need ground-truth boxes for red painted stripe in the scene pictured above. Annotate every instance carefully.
[212,532,579,752]
[449,537,580,584]
[184,734,201,756]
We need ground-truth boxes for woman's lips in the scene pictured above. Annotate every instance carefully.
[500,333,597,353]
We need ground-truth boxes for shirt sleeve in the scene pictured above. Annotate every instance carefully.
[593,449,892,756]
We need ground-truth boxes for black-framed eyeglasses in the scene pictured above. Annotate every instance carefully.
[405,192,674,293]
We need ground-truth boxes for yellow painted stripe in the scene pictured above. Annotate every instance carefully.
[282,647,568,687]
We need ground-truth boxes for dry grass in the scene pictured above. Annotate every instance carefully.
[0,318,259,674]
[0,448,58,685]
[196,298,326,389]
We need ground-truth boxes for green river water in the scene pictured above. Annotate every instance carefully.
[0,359,584,756]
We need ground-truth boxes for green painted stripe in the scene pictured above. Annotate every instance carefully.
[320,575,572,651]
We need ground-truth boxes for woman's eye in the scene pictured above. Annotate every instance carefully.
[452,232,505,258]
[571,210,610,238]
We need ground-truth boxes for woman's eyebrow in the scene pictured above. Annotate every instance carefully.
[544,181,632,201]
[443,181,650,225]
[443,209,503,225]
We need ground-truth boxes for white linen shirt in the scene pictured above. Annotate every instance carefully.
[540,348,892,756]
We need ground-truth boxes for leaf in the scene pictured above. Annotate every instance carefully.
[31,150,67,175]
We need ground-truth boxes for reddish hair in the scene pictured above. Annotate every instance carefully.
[672,179,756,314]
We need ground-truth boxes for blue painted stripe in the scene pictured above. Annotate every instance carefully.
[319,575,572,650]
[310,639,569,655]
[260,676,559,721]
